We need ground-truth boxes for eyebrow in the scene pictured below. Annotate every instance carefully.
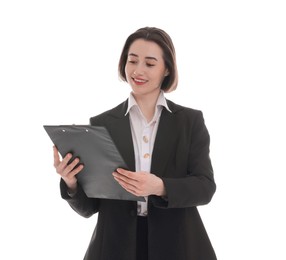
[128,53,158,61]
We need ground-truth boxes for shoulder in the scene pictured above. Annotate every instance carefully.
[166,100,210,139]
[90,99,128,125]
[166,99,203,118]
[166,99,208,131]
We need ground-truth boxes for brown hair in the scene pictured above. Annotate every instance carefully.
[118,27,178,92]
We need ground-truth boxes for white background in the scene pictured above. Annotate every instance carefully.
[1,0,285,259]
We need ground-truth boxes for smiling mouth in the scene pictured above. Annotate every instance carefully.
[133,77,147,85]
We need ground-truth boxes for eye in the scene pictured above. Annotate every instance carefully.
[146,63,155,67]
[127,59,137,64]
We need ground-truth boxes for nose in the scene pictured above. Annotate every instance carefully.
[133,63,144,76]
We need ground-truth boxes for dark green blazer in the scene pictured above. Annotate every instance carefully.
[60,99,217,260]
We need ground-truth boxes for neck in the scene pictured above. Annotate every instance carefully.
[132,90,161,122]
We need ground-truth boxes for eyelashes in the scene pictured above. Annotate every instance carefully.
[127,60,155,67]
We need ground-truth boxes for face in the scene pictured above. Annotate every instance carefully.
[125,39,169,97]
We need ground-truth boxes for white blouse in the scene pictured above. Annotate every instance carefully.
[125,91,171,216]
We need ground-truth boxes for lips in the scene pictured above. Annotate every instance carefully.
[133,77,147,85]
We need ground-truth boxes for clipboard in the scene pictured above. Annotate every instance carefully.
[44,125,145,202]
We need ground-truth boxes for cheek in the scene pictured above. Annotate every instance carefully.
[124,69,134,85]
[124,65,132,79]
[153,71,166,83]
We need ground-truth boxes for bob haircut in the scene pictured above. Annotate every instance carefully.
[118,27,178,92]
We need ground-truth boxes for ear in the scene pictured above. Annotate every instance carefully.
[164,69,169,76]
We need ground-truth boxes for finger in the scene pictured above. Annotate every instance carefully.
[114,177,140,195]
[61,165,84,186]
[113,171,138,185]
[62,157,80,176]
[120,182,139,195]
[68,164,84,178]
[116,168,138,180]
[62,153,72,166]
[55,153,71,174]
[113,173,139,192]
[53,146,61,167]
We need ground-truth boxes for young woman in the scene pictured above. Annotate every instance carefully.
[53,27,217,260]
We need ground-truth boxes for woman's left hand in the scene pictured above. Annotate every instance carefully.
[112,168,166,197]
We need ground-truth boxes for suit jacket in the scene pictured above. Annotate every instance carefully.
[60,99,217,260]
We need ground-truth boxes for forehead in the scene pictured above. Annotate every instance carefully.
[128,39,164,59]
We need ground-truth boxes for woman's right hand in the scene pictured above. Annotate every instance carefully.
[53,146,84,192]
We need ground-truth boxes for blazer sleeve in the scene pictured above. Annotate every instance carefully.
[150,110,216,209]
[60,179,100,218]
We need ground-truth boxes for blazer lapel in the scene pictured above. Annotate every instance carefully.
[151,106,178,177]
[104,102,136,172]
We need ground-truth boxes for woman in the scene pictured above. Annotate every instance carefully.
[54,27,217,260]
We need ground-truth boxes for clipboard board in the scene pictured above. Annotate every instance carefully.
[44,125,145,202]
